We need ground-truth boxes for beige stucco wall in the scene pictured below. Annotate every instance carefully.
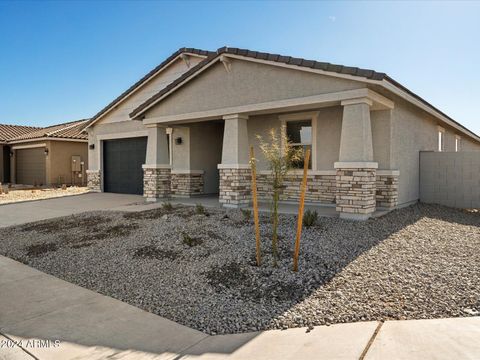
[171,122,223,194]
[190,123,223,194]
[371,109,393,169]
[171,126,190,170]
[315,107,343,170]
[420,151,480,208]
[391,96,480,205]
[145,59,365,118]
[48,141,88,185]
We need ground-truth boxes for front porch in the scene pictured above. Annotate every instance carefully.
[140,88,399,220]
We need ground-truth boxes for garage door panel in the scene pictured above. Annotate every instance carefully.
[16,148,46,186]
[103,137,147,195]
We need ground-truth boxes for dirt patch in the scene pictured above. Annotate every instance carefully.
[133,245,179,260]
[25,243,58,257]
[206,262,251,290]
[20,215,109,234]
[182,233,203,247]
[70,242,94,249]
[67,223,139,246]
[207,230,223,240]
[123,209,166,220]
[108,223,139,237]
[205,261,304,302]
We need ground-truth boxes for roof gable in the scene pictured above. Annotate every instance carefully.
[85,48,214,129]
[142,57,365,119]
[131,47,385,118]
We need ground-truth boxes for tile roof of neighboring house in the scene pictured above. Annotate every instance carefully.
[0,124,41,143]
[129,47,480,142]
[7,119,89,142]
[84,47,215,128]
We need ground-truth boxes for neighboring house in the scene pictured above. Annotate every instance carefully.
[1,120,89,186]
[85,47,480,220]
[0,124,40,183]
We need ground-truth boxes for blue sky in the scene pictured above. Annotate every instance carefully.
[0,1,479,134]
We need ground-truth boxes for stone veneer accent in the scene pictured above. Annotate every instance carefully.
[219,167,251,207]
[257,172,336,204]
[86,170,101,192]
[171,173,204,197]
[143,167,171,199]
[376,173,399,209]
[336,167,377,218]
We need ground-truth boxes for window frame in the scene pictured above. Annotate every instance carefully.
[166,127,173,165]
[438,126,445,152]
[455,135,461,152]
[279,112,318,171]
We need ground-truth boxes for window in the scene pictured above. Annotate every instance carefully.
[286,120,312,169]
[455,135,461,152]
[438,128,445,152]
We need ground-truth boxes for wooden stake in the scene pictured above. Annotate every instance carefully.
[293,148,311,272]
[250,146,261,266]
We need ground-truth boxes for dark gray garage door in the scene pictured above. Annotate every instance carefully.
[103,137,147,195]
[16,147,46,186]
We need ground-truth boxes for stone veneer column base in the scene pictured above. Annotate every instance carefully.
[256,171,337,204]
[376,171,400,209]
[171,172,204,197]
[218,165,251,208]
[334,162,378,221]
[143,166,171,202]
[86,170,101,192]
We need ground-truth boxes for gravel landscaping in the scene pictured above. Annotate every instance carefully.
[0,203,478,335]
[0,186,89,205]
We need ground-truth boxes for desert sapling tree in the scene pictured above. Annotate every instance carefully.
[257,126,302,266]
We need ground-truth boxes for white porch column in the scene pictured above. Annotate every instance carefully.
[145,125,170,165]
[221,114,250,165]
[338,98,374,162]
[143,125,171,201]
[335,98,378,220]
[218,114,251,207]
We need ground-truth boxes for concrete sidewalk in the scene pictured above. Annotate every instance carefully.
[0,256,479,360]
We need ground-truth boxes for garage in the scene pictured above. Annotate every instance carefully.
[103,137,147,195]
[16,147,46,186]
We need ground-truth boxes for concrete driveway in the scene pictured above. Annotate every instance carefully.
[0,192,146,227]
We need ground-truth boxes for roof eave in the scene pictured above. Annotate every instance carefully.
[7,136,88,144]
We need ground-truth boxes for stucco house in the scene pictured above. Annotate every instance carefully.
[0,120,89,186]
[0,124,40,183]
[85,47,480,220]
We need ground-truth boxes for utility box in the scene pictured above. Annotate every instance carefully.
[71,156,81,172]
